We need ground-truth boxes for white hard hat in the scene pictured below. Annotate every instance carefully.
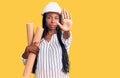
[41,2,61,15]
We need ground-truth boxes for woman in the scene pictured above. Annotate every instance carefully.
[22,2,72,78]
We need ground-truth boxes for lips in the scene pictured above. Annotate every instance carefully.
[49,25,56,28]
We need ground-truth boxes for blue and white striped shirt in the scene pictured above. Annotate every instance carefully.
[22,32,72,78]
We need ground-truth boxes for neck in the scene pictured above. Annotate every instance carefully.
[47,29,57,35]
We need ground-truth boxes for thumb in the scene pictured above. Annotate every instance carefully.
[56,21,63,29]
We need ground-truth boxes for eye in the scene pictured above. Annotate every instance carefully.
[55,17,59,20]
[47,16,52,19]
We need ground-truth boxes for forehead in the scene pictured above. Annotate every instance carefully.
[46,12,60,16]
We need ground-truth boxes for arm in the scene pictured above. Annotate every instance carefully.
[22,43,39,59]
[21,43,39,65]
[63,31,70,39]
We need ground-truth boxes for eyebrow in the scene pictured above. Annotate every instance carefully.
[47,14,59,17]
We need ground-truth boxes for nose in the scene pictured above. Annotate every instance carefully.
[51,18,55,23]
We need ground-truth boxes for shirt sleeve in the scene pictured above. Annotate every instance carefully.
[20,54,27,65]
[61,31,72,52]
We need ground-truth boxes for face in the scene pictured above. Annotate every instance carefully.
[45,12,60,30]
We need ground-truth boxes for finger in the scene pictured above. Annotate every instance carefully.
[65,9,69,19]
[56,21,63,29]
[62,10,64,20]
[63,9,67,19]
[69,13,72,20]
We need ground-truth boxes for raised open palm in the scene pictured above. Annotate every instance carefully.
[57,9,72,31]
